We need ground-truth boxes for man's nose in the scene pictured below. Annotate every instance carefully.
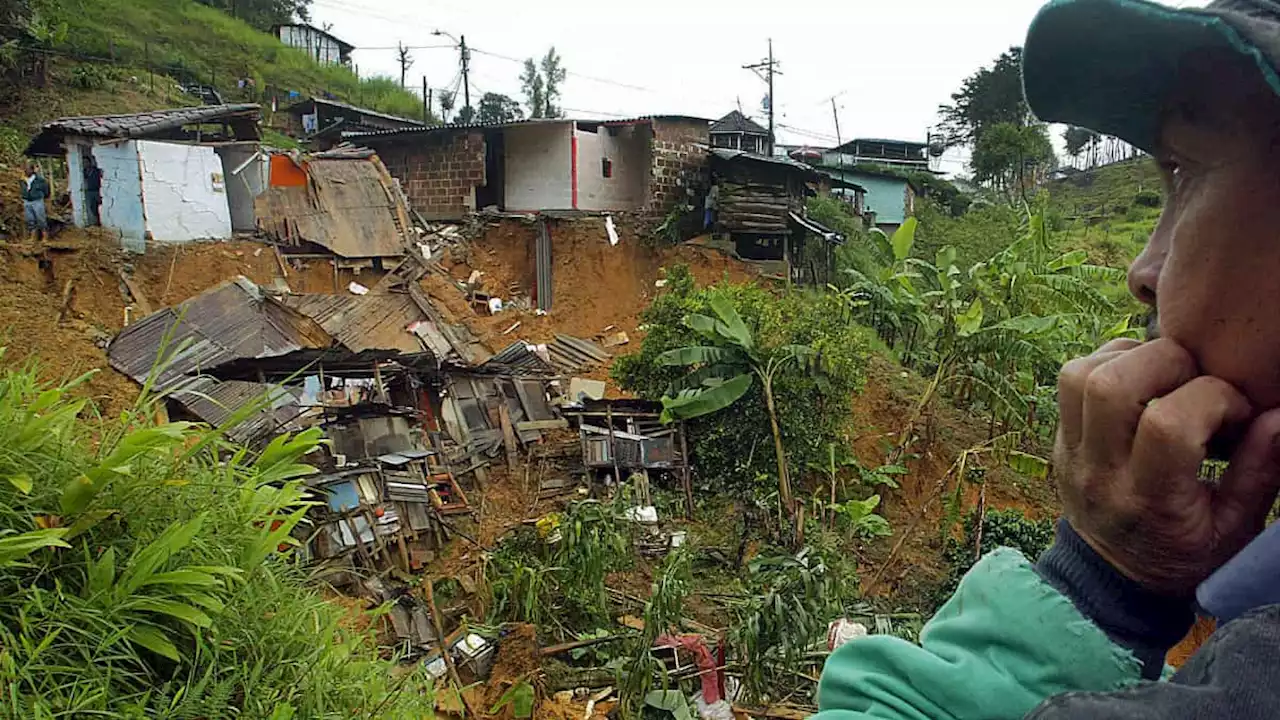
[1128,230,1166,306]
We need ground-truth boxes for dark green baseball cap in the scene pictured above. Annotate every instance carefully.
[1023,0,1280,153]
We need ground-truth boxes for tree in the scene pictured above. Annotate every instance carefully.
[1063,126,1101,169]
[196,0,311,30]
[520,47,566,119]
[657,293,823,527]
[937,47,1029,147]
[475,92,524,124]
[972,122,1055,201]
[438,90,456,122]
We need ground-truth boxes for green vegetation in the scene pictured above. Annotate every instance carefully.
[1045,158,1164,268]
[0,357,434,717]
[940,508,1055,600]
[614,266,874,507]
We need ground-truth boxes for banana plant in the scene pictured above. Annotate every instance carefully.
[657,292,823,519]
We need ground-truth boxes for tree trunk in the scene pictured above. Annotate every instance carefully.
[762,374,793,518]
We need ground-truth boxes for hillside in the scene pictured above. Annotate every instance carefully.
[1047,158,1164,269]
[0,0,427,160]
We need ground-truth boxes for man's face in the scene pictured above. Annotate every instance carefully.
[1127,52,1280,409]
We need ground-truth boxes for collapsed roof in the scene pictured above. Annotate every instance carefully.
[26,104,262,156]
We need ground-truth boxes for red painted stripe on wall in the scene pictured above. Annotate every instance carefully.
[571,130,579,210]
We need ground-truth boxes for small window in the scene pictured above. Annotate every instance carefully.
[602,158,613,178]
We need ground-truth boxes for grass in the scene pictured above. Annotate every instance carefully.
[1045,158,1164,269]
[5,0,427,142]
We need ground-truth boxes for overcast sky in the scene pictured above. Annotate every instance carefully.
[307,0,1206,176]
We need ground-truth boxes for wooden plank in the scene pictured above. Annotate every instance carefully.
[119,272,153,316]
[517,419,569,432]
[499,403,519,472]
[580,424,648,442]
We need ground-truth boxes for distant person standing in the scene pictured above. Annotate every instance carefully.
[21,162,50,242]
[83,156,102,226]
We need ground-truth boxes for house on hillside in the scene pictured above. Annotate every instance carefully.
[273,23,354,66]
[710,110,770,155]
[818,165,918,234]
[25,105,265,250]
[708,148,844,286]
[283,97,424,150]
[348,116,710,220]
[821,138,932,171]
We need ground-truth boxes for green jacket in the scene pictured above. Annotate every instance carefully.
[814,549,1144,720]
[21,174,50,202]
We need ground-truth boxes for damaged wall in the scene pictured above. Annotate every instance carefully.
[216,145,266,233]
[93,140,148,252]
[379,132,486,220]
[137,140,233,242]
[504,123,573,211]
[648,118,710,215]
[575,123,649,211]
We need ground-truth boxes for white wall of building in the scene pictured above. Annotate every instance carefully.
[575,123,650,211]
[504,123,573,211]
[93,140,148,252]
[137,140,232,243]
[277,25,346,65]
[65,140,88,228]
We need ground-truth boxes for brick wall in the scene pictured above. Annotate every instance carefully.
[374,131,487,220]
[647,118,710,215]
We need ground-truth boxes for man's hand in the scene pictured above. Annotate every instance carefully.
[1056,338,1280,594]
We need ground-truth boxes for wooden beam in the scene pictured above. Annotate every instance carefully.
[516,419,569,432]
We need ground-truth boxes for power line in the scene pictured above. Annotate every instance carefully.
[468,46,656,93]
[742,39,780,154]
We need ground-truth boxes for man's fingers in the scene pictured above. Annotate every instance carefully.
[1214,408,1280,544]
[1130,376,1252,497]
[1057,338,1143,450]
[1082,339,1199,464]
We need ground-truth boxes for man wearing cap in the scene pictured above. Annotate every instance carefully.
[814,0,1280,717]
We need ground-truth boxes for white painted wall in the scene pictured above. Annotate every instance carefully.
[576,124,650,211]
[504,123,573,211]
[277,25,346,65]
[65,140,87,228]
[216,146,266,232]
[137,140,232,243]
[93,140,148,252]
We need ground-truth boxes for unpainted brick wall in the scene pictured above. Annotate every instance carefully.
[375,131,487,220]
[647,119,710,215]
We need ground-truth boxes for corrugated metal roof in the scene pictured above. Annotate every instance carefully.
[284,97,424,128]
[107,277,331,391]
[485,335,611,376]
[168,376,305,445]
[280,293,426,354]
[37,104,260,139]
[710,147,819,175]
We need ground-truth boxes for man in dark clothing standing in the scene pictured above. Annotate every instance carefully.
[83,155,102,227]
[21,162,50,242]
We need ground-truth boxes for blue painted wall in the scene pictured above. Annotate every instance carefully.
[851,174,909,226]
[93,141,147,252]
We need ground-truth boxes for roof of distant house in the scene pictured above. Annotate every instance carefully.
[271,22,355,53]
[284,97,425,128]
[25,104,261,156]
[832,137,929,154]
[709,147,818,175]
[346,115,709,143]
[711,110,769,136]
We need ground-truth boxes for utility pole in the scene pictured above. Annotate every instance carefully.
[397,43,413,88]
[743,39,781,155]
[423,76,429,122]
[460,35,471,116]
[831,97,842,150]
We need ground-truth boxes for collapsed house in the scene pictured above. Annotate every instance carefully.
[255,147,418,269]
[707,148,846,285]
[282,97,424,150]
[348,116,710,219]
[25,105,266,250]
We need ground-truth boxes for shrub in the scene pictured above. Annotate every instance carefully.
[936,508,1055,606]
[1133,189,1162,208]
[612,266,872,495]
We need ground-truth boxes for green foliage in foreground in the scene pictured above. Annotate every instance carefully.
[614,266,874,496]
[0,359,434,718]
